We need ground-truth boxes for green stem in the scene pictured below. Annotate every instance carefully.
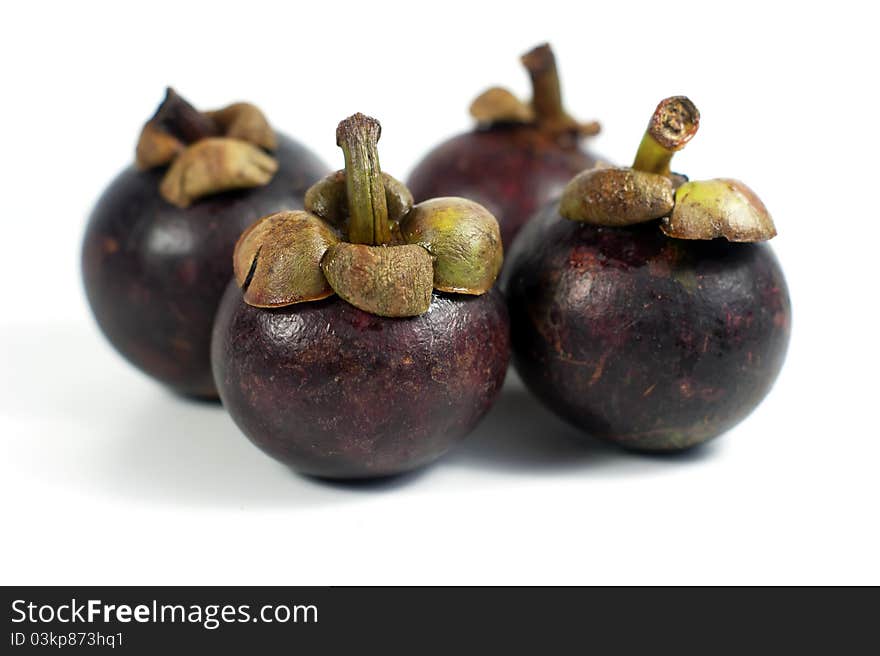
[336,114,391,245]
[521,43,567,126]
[632,133,675,176]
[632,96,700,176]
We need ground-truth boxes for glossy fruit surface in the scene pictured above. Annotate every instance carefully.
[82,135,327,398]
[212,286,510,478]
[505,204,791,451]
[408,127,595,248]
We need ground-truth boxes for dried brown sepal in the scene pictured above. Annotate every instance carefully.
[559,167,674,226]
[206,102,277,151]
[234,210,338,308]
[321,243,434,317]
[135,89,277,203]
[662,179,777,242]
[576,121,601,137]
[159,137,279,208]
[400,197,503,294]
[135,122,185,170]
[467,43,599,137]
[304,170,413,229]
[135,88,220,169]
[151,88,220,143]
[470,87,535,125]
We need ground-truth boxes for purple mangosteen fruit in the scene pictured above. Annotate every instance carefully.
[82,89,329,399]
[505,97,791,451]
[212,114,510,479]
[407,43,601,249]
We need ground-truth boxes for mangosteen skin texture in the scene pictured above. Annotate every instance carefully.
[505,203,791,451]
[407,126,596,248]
[212,285,511,478]
[82,136,328,398]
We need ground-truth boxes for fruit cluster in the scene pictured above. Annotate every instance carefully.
[82,44,790,480]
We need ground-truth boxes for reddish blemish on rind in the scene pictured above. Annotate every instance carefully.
[211,286,511,478]
[504,202,791,451]
[82,136,328,398]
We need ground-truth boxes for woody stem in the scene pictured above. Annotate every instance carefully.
[336,114,391,246]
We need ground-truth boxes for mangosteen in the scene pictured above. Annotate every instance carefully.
[82,89,328,398]
[407,43,601,249]
[212,113,510,479]
[505,97,791,451]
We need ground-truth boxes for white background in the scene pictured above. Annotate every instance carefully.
[1,1,877,585]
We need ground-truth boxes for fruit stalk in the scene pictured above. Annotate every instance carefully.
[632,96,700,176]
[336,114,391,245]
[151,88,220,143]
[521,43,567,127]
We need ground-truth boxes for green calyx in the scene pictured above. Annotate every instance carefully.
[663,179,777,241]
[401,198,503,294]
[560,96,777,242]
[232,113,505,317]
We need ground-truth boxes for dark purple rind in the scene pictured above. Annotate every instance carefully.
[505,202,791,451]
[407,125,596,249]
[211,286,511,478]
[82,135,329,398]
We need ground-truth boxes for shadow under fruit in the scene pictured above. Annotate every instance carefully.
[81,89,328,398]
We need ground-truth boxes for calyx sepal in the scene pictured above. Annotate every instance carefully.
[136,88,279,208]
[559,96,777,243]
[235,114,504,318]
[469,43,599,139]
